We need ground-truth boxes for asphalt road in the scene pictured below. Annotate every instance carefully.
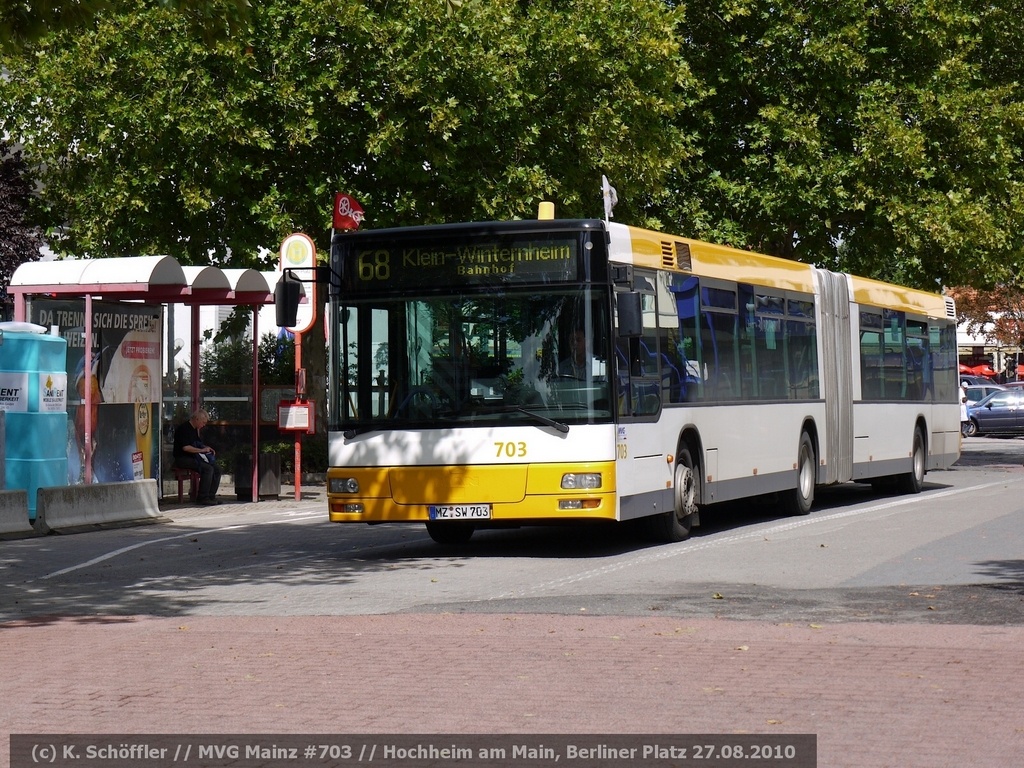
[2,436,1023,626]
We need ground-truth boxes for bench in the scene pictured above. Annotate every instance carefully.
[172,467,200,503]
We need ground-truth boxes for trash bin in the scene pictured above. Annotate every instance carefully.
[234,452,282,500]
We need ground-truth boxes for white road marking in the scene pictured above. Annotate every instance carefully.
[37,513,325,581]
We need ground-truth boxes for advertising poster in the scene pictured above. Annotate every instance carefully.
[28,299,163,484]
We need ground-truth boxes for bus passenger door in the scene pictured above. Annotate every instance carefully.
[613,276,673,520]
[615,273,662,418]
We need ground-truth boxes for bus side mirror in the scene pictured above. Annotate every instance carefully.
[275,275,301,328]
[617,291,643,338]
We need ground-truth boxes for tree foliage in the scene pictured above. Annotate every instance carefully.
[0,141,43,298]
[0,0,250,53]
[660,0,1024,291]
[950,285,1024,349]
[199,330,293,385]
[3,0,1024,298]
[0,0,695,265]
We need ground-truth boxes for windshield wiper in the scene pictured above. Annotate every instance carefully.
[514,406,569,433]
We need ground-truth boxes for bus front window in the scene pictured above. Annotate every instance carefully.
[333,288,612,431]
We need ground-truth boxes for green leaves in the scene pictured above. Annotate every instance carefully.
[0,142,44,287]
[0,0,252,54]
[3,0,1024,293]
[2,0,695,262]
[663,0,1024,290]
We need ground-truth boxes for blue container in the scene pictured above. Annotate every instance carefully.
[0,323,69,520]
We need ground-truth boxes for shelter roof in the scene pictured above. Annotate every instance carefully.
[9,255,278,306]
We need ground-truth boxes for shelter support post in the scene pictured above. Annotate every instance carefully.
[249,307,259,503]
[190,304,201,413]
[84,295,94,484]
[294,331,303,501]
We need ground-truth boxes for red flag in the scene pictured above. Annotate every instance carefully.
[333,193,364,230]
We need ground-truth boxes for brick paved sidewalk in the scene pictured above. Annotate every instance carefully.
[2,614,1021,768]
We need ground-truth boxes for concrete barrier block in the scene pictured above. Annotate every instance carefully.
[0,489,32,536]
[35,480,161,534]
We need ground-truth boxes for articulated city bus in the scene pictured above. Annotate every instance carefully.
[293,214,959,544]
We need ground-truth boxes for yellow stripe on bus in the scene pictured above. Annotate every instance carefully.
[326,462,618,523]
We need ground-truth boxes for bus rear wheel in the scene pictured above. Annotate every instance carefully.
[648,447,697,542]
[781,432,815,516]
[425,521,475,545]
[896,427,925,494]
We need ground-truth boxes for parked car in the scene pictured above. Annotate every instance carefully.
[961,375,997,386]
[964,389,1024,437]
[963,383,1006,406]
[1003,381,1024,390]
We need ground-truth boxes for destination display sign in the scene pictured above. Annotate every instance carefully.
[340,237,580,291]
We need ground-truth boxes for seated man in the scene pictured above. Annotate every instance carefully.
[173,408,222,505]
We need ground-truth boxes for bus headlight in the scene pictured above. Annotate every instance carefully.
[561,472,601,490]
[329,477,360,494]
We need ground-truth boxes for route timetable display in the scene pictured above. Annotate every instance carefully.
[11,734,816,768]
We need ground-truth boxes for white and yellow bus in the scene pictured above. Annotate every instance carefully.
[305,214,960,544]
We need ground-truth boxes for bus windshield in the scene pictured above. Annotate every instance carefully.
[332,287,614,433]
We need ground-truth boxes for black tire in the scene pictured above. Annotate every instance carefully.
[964,420,978,437]
[781,432,815,516]
[648,447,697,542]
[425,521,475,545]
[896,427,925,494]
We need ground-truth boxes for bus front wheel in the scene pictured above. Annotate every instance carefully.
[425,521,475,545]
[648,447,697,542]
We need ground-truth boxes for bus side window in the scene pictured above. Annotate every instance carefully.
[860,311,884,400]
[702,310,739,401]
[787,319,819,400]
[860,331,883,399]
[660,349,684,403]
[907,319,929,401]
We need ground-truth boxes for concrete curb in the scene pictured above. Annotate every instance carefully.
[34,479,161,534]
[0,489,32,535]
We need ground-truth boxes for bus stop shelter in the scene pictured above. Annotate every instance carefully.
[7,255,283,501]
